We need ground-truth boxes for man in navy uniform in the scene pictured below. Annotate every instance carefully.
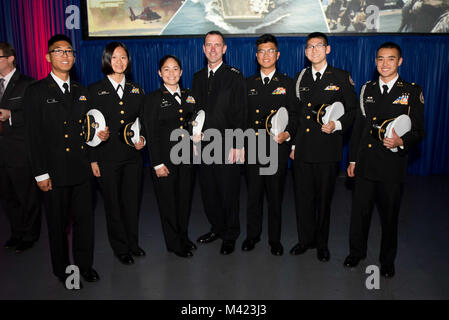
[344,42,425,278]
[242,34,298,256]
[290,32,357,262]
[0,42,41,253]
[24,34,108,289]
[192,31,247,255]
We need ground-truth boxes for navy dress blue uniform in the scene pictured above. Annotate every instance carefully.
[25,74,94,279]
[292,65,357,251]
[88,77,146,256]
[245,71,298,246]
[145,86,196,253]
[348,78,425,267]
[192,64,247,242]
[0,70,41,245]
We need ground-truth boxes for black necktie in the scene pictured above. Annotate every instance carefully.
[62,82,69,95]
[382,85,389,96]
[208,70,214,94]
[0,78,5,100]
[315,72,321,82]
[264,77,270,85]
[117,84,123,98]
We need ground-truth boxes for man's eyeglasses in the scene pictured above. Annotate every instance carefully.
[305,43,327,50]
[49,49,76,57]
[0,55,10,59]
[257,48,277,56]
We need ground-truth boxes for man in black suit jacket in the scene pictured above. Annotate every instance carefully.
[192,31,247,255]
[0,42,41,253]
[344,42,425,278]
[24,34,108,289]
[242,34,298,256]
[290,32,357,262]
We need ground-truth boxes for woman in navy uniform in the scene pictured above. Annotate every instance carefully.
[88,42,146,265]
[145,55,197,258]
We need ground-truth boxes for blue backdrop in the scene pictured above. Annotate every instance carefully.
[1,0,448,175]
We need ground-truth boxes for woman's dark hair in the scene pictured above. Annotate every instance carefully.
[158,55,182,71]
[101,42,132,75]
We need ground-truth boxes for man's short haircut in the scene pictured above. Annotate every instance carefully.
[48,34,72,51]
[255,34,278,49]
[204,30,225,45]
[159,54,182,71]
[101,42,132,75]
[377,42,402,58]
[306,32,328,46]
[0,42,16,67]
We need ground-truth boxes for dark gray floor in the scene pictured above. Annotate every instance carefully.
[0,169,448,300]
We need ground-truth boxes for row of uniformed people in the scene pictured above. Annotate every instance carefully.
[14,30,424,289]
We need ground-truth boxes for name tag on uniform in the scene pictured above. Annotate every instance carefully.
[248,89,258,96]
[98,90,110,96]
[46,98,58,104]
[365,96,375,103]
[299,87,309,92]
[160,99,172,108]
[8,96,22,101]
[324,85,340,91]
[272,87,286,95]
[393,94,409,105]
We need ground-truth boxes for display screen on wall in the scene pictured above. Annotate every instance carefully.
[83,0,449,37]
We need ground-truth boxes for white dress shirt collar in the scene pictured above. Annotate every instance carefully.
[208,62,223,77]
[312,64,327,81]
[260,69,276,84]
[379,74,399,94]
[107,75,126,99]
[1,68,17,88]
[50,72,70,93]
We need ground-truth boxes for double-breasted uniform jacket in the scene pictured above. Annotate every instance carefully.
[192,64,247,155]
[349,78,425,183]
[293,65,357,162]
[0,70,34,167]
[145,86,197,168]
[88,78,146,163]
[246,71,298,161]
[25,74,91,187]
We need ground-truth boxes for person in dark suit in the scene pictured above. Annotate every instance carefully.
[0,42,42,253]
[24,34,108,289]
[192,31,247,255]
[344,42,425,278]
[145,55,198,258]
[88,42,146,266]
[242,34,298,256]
[290,32,357,262]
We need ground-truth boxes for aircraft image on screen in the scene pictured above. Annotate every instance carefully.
[129,6,162,22]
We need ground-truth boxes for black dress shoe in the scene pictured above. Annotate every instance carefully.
[186,240,197,251]
[241,238,259,251]
[343,255,365,268]
[130,246,146,257]
[169,249,193,258]
[81,268,100,282]
[197,232,219,244]
[289,243,308,255]
[15,241,34,253]
[270,243,284,256]
[317,248,330,262]
[117,253,134,265]
[220,240,235,255]
[4,238,21,249]
[380,264,395,278]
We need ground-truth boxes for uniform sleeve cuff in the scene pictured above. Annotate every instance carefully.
[154,164,164,170]
[332,121,342,133]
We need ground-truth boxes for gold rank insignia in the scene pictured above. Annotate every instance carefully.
[420,91,424,104]
[272,77,279,82]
